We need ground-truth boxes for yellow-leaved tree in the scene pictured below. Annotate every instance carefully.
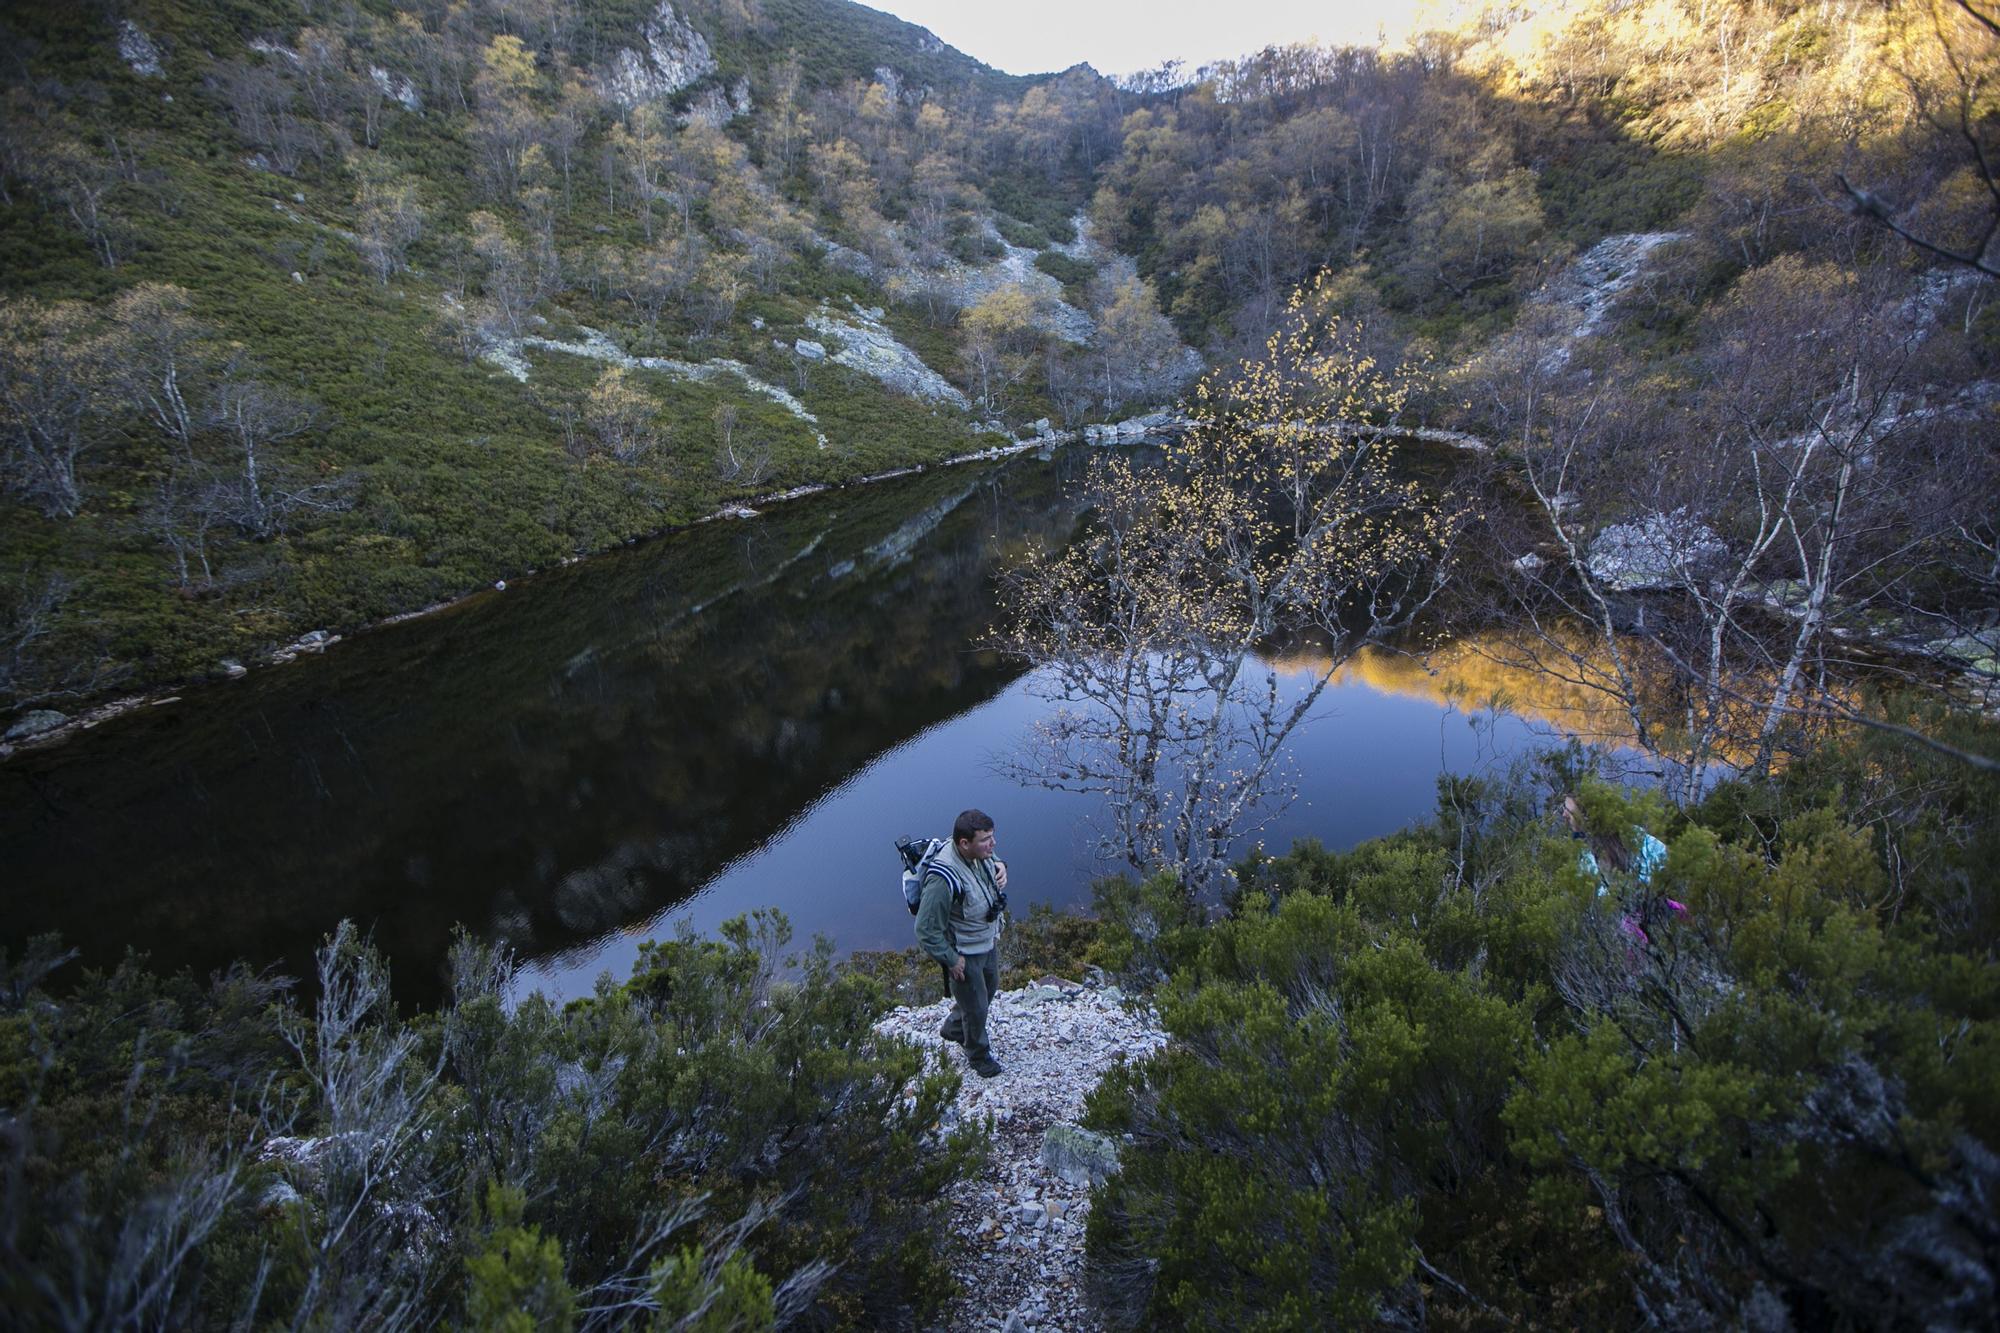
[958,286,1045,410]
[995,275,1469,897]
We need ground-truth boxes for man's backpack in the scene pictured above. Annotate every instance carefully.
[896,835,967,915]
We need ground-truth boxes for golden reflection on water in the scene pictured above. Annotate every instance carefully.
[1335,643,1646,746]
[1268,629,1790,762]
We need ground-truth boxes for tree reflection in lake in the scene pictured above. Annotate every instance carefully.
[4,447,1681,1008]
[0,454,1088,1006]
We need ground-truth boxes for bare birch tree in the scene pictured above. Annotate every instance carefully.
[0,297,108,518]
[105,283,210,456]
[210,365,350,539]
[1471,256,1990,800]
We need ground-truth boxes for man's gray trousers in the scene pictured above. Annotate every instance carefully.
[940,948,1000,1061]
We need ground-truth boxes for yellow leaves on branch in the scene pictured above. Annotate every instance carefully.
[1004,272,1464,668]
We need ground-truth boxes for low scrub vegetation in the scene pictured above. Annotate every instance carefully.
[0,912,983,1329]
[1080,721,2000,1328]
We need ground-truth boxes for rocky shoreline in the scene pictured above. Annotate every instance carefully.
[875,974,1167,1332]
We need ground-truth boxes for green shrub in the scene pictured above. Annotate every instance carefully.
[998,902,1102,987]
[0,914,987,1329]
[984,178,1080,246]
[1032,250,1096,304]
[1082,737,2000,1328]
[463,1183,577,1333]
[995,216,1051,250]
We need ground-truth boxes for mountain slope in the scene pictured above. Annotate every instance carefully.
[0,0,1186,711]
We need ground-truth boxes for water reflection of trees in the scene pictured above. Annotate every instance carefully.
[1312,631,1806,773]
[0,455,1087,1004]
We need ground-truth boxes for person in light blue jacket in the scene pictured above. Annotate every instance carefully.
[1563,794,1683,945]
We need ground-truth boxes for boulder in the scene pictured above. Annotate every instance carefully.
[1925,630,2000,678]
[4,710,68,742]
[1585,508,1728,591]
[257,1179,303,1212]
[793,338,827,361]
[1040,1122,1121,1188]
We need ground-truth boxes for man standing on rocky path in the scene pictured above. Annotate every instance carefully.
[916,808,1009,1078]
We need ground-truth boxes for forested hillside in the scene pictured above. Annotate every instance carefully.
[1,0,1994,728]
[0,0,1181,710]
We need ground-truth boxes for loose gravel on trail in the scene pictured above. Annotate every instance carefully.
[876,976,1167,1332]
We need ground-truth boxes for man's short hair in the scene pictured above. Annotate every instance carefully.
[953,808,994,844]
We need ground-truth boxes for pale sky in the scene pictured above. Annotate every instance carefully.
[868,1,1440,78]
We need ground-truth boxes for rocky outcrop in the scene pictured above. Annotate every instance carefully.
[1048,213,1203,386]
[810,232,1091,343]
[1047,212,1098,262]
[483,322,831,449]
[1534,232,1687,371]
[247,37,300,64]
[681,77,751,127]
[118,21,163,77]
[1080,410,1188,443]
[915,233,1095,345]
[1896,266,1987,335]
[1540,231,1687,340]
[813,212,1201,397]
[600,1,717,109]
[874,974,1167,1332]
[370,65,421,112]
[805,301,970,408]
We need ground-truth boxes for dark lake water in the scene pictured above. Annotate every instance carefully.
[2,448,1568,1007]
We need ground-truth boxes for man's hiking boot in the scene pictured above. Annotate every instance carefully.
[971,1056,1004,1078]
[939,1021,964,1045]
